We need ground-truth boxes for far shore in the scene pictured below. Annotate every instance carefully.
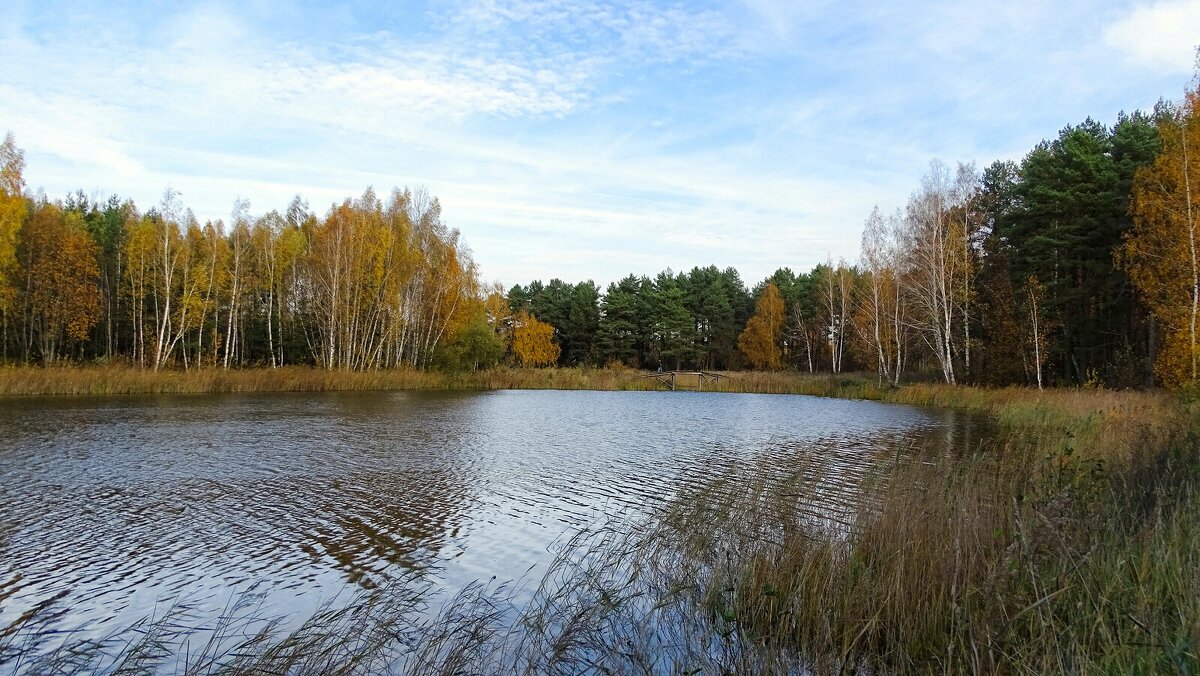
[0,364,1172,426]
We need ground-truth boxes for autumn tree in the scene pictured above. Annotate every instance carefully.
[0,132,27,358]
[512,310,560,367]
[859,207,900,384]
[122,212,156,366]
[181,219,221,367]
[817,260,854,374]
[250,211,286,367]
[484,283,514,351]
[150,191,180,369]
[19,204,101,363]
[66,192,133,359]
[1122,81,1200,386]
[738,282,784,369]
[157,210,203,369]
[900,160,974,383]
[192,219,231,366]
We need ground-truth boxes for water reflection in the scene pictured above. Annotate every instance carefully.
[0,389,986,658]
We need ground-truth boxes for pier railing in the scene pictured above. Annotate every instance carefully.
[636,370,730,391]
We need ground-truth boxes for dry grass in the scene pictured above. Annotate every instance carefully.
[0,365,670,397]
[1,363,1174,416]
[0,574,430,675]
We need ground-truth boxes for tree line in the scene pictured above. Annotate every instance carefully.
[501,79,1199,390]
[0,75,1196,387]
[0,145,487,371]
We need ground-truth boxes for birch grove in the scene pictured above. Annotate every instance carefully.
[3,181,484,368]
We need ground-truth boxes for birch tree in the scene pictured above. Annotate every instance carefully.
[149,189,186,371]
[901,160,971,383]
[859,207,896,384]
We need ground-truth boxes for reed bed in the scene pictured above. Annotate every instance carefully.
[0,365,672,396]
[0,363,1178,421]
[399,391,1199,673]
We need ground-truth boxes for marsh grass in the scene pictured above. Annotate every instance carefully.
[410,387,1199,673]
[0,575,430,675]
[0,365,674,396]
[403,397,1199,674]
[0,363,1179,428]
[0,364,906,398]
[2,382,1195,673]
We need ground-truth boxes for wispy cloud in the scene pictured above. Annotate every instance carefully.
[1105,0,1200,72]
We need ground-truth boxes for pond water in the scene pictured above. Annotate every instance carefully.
[0,389,984,663]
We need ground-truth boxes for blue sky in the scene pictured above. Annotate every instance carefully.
[2,1,1197,288]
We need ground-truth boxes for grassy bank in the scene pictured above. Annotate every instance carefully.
[0,364,900,397]
[0,363,1179,410]
[0,364,702,396]
[2,371,1196,673]
[0,364,1179,456]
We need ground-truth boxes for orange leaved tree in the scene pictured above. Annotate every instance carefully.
[512,310,560,367]
[1122,80,1200,387]
[738,282,785,369]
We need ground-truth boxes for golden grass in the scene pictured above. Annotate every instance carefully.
[0,363,1170,403]
[0,365,666,396]
[402,383,1199,673]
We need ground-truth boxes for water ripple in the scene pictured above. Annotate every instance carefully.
[0,390,983,658]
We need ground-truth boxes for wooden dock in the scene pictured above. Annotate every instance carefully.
[638,370,729,391]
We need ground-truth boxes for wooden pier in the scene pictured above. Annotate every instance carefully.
[638,370,729,391]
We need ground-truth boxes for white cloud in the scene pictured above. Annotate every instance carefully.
[0,85,144,178]
[1105,0,1200,72]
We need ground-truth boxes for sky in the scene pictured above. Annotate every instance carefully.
[1,0,1197,289]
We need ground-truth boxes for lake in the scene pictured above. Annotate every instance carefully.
[0,389,983,665]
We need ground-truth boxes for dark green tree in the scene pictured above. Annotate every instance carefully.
[597,275,648,366]
[995,115,1159,384]
[683,266,738,369]
[647,271,696,369]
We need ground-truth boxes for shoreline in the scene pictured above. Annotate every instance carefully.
[0,364,891,397]
[0,364,1176,428]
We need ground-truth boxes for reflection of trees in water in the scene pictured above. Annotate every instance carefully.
[296,392,484,589]
[302,469,472,588]
[929,407,993,459]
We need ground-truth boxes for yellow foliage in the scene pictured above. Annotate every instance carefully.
[0,132,26,313]
[738,282,784,369]
[1123,83,1200,387]
[512,310,560,367]
[22,205,101,361]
